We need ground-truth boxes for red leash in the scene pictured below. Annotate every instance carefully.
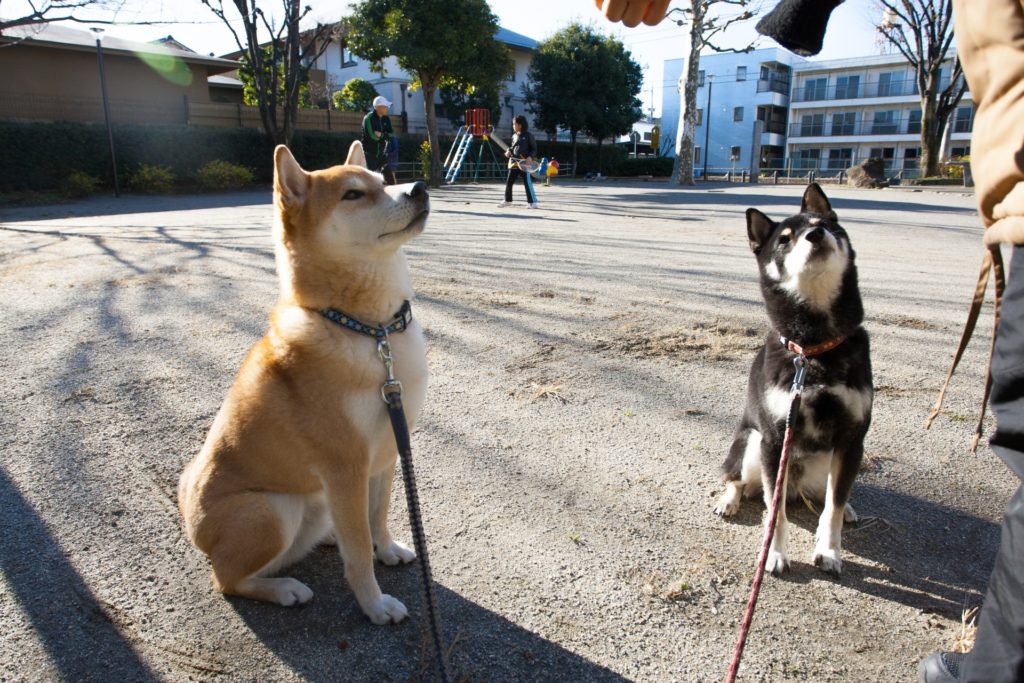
[725,355,807,683]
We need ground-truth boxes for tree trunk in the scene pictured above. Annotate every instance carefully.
[673,0,705,185]
[421,78,441,187]
[919,93,940,177]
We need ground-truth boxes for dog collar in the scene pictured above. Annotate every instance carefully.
[778,333,846,357]
[318,300,412,339]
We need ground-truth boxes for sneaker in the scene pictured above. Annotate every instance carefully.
[529,202,539,209]
[496,201,511,207]
[918,652,966,683]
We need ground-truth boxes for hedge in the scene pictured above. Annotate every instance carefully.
[0,120,661,191]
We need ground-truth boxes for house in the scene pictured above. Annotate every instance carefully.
[305,26,539,137]
[0,24,241,126]
[660,48,972,178]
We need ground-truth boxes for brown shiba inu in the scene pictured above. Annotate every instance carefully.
[178,142,429,624]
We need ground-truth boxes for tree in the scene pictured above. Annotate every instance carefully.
[0,1,176,36]
[332,77,379,111]
[582,36,644,169]
[524,24,642,172]
[345,0,511,187]
[200,0,338,146]
[238,45,313,109]
[670,1,757,185]
[876,0,967,178]
[439,82,503,130]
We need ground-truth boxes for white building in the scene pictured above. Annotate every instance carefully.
[308,27,538,138]
[660,49,973,178]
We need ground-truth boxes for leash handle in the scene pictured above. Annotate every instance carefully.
[726,355,805,682]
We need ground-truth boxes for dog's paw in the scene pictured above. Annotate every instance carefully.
[843,503,858,524]
[270,578,314,606]
[766,549,790,576]
[375,540,416,566]
[813,547,842,577]
[363,594,408,625]
[714,490,741,517]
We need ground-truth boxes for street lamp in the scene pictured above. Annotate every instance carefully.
[703,74,713,179]
[91,27,120,197]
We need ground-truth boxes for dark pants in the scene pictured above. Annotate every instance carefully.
[964,244,1024,683]
[504,167,536,204]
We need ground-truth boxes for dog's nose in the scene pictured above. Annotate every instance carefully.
[806,227,825,244]
[407,181,428,199]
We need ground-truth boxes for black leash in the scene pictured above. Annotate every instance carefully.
[317,302,450,683]
[378,336,451,683]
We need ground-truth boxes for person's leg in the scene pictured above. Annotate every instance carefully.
[961,244,1024,682]
[523,171,537,205]
[383,166,397,186]
[504,168,517,203]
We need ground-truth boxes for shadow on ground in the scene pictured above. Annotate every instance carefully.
[232,545,626,683]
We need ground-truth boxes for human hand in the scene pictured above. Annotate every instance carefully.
[594,0,670,27]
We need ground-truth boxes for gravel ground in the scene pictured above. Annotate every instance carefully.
[0,180,1013,682]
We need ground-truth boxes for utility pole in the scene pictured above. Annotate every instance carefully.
[702,75,713,179]
[91,28,120,197]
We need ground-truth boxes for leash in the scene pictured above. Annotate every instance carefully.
[318,302,451,683]
[378,336,452,683]
[725,352,807,683]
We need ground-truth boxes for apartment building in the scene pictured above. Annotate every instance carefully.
[660,50,973,178]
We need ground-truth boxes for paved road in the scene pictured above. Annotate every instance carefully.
[0,180,1009,682]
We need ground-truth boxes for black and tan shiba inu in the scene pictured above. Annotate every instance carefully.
[714,183,872,578]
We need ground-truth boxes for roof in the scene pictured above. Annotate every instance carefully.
[495,27,538,50]
[0,24,239,72]
[208,74,243,88]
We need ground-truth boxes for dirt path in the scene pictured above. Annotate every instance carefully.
[0,181,1010,682]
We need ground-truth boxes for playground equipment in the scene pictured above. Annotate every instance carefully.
[443,108,515,184]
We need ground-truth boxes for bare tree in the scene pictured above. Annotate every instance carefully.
[670,1,758,185]
[0,1,160,35]
[876,0,967,178]
[200,0,338,146]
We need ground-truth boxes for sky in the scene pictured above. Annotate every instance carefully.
[3,0,887,117]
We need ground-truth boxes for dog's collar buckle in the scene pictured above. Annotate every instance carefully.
[377,335,403,404]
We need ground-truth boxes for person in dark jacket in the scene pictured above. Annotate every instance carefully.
[497,115,538,209]
[362,95,397,185]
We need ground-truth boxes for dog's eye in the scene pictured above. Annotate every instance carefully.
[342,189,364,201]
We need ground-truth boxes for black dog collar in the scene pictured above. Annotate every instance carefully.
[319,300,412,339]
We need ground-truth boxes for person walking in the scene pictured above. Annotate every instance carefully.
[497,115,538,209]
[362,95,397,185]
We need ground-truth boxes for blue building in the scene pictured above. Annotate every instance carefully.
[661,49,974,178]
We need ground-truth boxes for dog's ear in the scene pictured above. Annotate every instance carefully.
[274,145,308,212]
[345,140,367,168]
[801,182,838,220]
[746,208,776,254]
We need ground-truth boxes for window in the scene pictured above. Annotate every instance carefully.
[643,132,652,141]
[834,75,860,99]
[869,146,896,170]
[695,108,703,126]
[954,105,974,133]
[827,148,853,170]
[733,106,744,122]
[340,42,357,68]
[877,71,898,97]
[797,148,821,170]
[803,77,827,101]
[760,65,770,81]
[507,65,516,82]
[694,146,702,164]
[831,112,856,136]
[697,70,705,87]
[951,145,971,158]
[872,110,898,134]
[736,65,747,81]
[800,113,824,136]
[904,147,920,170]
[907,109,922,134]
[730,146,741,161]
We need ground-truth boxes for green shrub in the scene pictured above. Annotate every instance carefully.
[62,171,101,198]
[127,164,175,193]
[610,156,674,177]
[419,140,432,182]
[196,160,254,191]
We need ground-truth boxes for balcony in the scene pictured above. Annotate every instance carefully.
[788,113,942,138]
[762,120,787,135]
[791,78,954,103]
[756,76,791,96]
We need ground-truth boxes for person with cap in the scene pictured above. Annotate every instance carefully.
[362,95,397,185]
